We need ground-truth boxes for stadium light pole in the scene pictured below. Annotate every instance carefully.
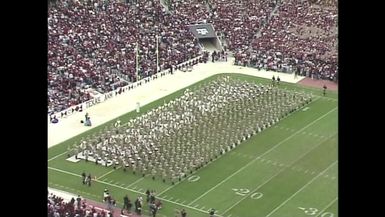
[156,35,159,74]
[135,42,139,81]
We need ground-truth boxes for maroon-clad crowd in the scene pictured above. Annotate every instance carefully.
[48,193,113,217]
[48,0,337,114]
[48,0,201,114]
[234,0,337,81]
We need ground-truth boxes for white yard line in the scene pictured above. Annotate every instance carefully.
[48,152,68,162]
[126,177,145,188]
[49,166,82,177]
[96,166,121,180]
[314,197,338,217]
[265,161,338,217]
[48,166,224,217]
[221,133,336,215]
[188,107,337,206]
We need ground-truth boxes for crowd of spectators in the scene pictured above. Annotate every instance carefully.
[48,0,201,114]
[166,0,337,81]
[48,0,337,114]
[166,0,210,24]
[208,0,277,53]
[234,0,338,81]
[167,0,276,53]
[48,193,113,217]
[309,0,337,8]
[165,0,337,81]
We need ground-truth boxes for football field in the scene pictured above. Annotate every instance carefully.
[48,73,338,217]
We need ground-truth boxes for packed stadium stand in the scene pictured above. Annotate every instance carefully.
[48,0,337,115]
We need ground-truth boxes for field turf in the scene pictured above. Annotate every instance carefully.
[48,73,338,217]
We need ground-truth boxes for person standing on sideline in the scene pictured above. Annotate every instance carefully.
[86,173,92,186]
[277,76,280,85]
[323,84,327,96]
[294,67,299,79]
[81,172,86,185]
[123,195,129,211]
[181,209,187,217]
[146,189,151,203]
[135,197,142,215]
[209,208,215,217]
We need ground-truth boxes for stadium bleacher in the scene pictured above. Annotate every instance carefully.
[48,0,337,115]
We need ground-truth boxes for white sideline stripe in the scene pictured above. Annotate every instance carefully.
[48,166,224,216]
[48,152,68,162]
[265,161,338,217]
[188,107,337,206]
[97,166,121,180]
[221,133,336,215]
[48,167,82,177]
[127,177,145,188]
[314,197,338,217]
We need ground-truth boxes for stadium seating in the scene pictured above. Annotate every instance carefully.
[48,0,337,114]
[48,0,201,114]
[238,0,338,81]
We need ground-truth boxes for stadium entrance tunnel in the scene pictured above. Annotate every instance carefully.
[199,38,222,52]
[188,23,222,51]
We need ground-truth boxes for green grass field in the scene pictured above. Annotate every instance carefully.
[48,73,338,217]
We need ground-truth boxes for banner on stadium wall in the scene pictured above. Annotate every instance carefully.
[188,24,217,39]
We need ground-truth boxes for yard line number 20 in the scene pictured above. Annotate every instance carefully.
[232,188,263,199]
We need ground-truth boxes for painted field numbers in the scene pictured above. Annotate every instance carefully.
[187,175,200,182]
[250,192,263,199]
[298,207,334,216]
[232,188,263,199]
[232,188,250,196]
